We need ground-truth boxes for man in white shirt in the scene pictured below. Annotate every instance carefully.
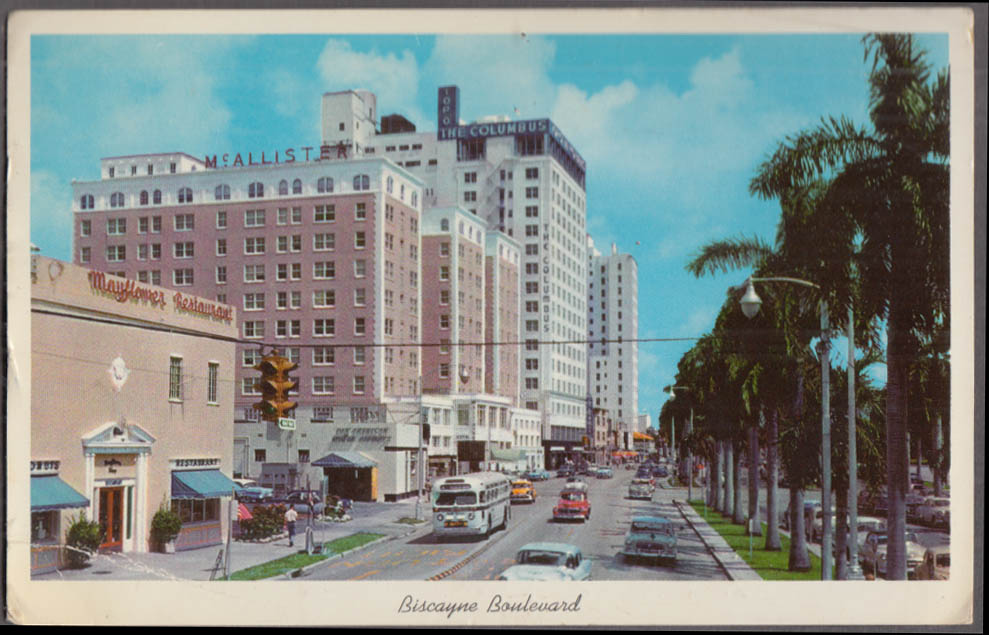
[284,505,298,547]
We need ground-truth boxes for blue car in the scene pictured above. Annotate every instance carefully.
[525,469,551,481]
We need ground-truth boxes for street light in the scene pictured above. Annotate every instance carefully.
[667,385,693,504]
[737,276,833,581]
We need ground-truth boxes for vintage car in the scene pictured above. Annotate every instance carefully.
[524,469,551,481]
[235,483,275,503]
[918,496,950,528]
[621,516,678,564]
[905,493,927,522]
[627,478,654,500]
[510,479,537,504]
[553,486,591,522]
[861,530,926,578]
[274,489,327,515]
[497,542,591,581]
[595,467,614,479]
[781,501,821,539]
[916,545,950,581]
[556,465,575,478]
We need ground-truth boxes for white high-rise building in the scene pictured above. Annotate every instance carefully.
[587,236,639,443]
[320,86,589,467]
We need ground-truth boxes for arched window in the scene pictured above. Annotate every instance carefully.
[80,194,94,210]
[140,190,149,206]
[317,177,334,193]
[440,218,450,232]
[248,181,264,198]
[353,174,370,191]
[292,179,302,194]
[215,184,230,201]
[153,190,162,205]
[110,192,125,208]
[386,176,394,194]
[178,187,193,204]
[278,180,289,196]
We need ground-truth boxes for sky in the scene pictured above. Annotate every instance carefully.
[28,30,950,422]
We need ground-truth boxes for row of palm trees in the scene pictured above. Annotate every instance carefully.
[658,34,950,580]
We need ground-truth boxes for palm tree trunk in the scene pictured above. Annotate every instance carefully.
[834,483,849,579]
[885,305,912,581]
[748,425,762,535]
[788,487,812,571]
[933,416,944,497]
[716,441,725,512]
[765,408,782,550]
[733,439,745,524]
[723,441,734,516]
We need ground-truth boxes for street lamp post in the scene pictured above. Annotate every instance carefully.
[415,379,425,522]
[739,276,833,581]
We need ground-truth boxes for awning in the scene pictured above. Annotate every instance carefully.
[490,448,526,462]
[237,503,253,521]
[171,470,239,499]
[312,451,378,469]
[31,476,89,511]
[549,446,566,452]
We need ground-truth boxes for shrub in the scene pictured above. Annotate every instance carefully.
[239,504,286,540]
[150,505,183,548]
[64,512,104,568]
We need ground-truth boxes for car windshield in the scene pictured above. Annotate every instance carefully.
[517,550,566,566]
[631,522,671,534]
[512,482,529,488]
[859,522,885,532]
[434,492,477,506]
[560,491,585,501]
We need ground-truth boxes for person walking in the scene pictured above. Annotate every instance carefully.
[284,504,298,547]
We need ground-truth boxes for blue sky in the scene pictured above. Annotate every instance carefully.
[29,32,949,421]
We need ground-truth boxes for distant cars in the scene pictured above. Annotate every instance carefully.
[510,479,537,504]
[235,482,274,503]
[556,465,575,479]
[275,489,326,514]
[621,516,678,565]
[653,465,669,478]
[916,545,950,581]
[627,478,654,500]
[917,496,950,528]
[553,486,591,522]
[861,530,926,578]
[781,501,821,539]
[595,467,614,479]
[905,493,927,522]
[497,542,591,581]
[524,469,551,481]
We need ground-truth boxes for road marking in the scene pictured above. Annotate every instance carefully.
[350,569,381,581]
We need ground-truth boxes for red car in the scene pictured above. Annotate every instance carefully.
[553,485,591,522]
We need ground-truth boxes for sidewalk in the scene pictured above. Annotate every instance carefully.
[37,497,431,581]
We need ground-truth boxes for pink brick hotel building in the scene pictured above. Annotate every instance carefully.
[30,255,238,573]
[69,86,604,501]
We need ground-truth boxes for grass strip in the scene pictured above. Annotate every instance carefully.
[227,532,385,581]
[688,501,822,581]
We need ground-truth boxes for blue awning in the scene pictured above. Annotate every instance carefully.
[31,476,89,511]
[171,470,239,499]
[312,452,378,469]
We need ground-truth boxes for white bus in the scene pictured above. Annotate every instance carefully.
[431,472,512,539]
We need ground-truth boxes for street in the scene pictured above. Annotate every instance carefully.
[303,471,729,582]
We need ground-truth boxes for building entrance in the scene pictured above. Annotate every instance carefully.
[98,486,124,551]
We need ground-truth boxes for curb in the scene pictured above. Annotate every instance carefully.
[424,522,512,581]
[673,499,762,582]
[283,520,433,579]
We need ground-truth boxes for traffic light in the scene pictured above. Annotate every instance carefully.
[253,351,298,422]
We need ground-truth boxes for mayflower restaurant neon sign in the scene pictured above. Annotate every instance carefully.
[87,271,232,323]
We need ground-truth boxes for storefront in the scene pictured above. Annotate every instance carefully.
[30,463,89,576]
[313,452,379,502]
[170,461,239,551]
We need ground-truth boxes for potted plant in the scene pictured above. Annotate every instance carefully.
[150,504,183,553]
[64,512,104,568]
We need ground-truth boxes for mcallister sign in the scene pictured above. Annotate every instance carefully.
[87,270,233,323]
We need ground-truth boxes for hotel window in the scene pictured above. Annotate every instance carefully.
[317,177,334,193]
[440,218,450,231]
[313,347,335,365]
[278,180,289,196]
[440,339,451,355]
[525,167,539,179]
[439,314,450,329]
[207,363,219,404]
[354,317,366,336]
[276,320,301,338]
[354,231,366,249]
[138,271,149,283]
[177,187,193,204]
[526,320,538,332]
[244,209,265,227]
[353,174,370,191]
[173,242,194,259]
[243,320,265,339]
[140,190,149,206]
[173,269,194,286]
[314,204,335,223]
[313,261,335,279]
[277,208,290,225]
[526,244,538,255]
[147,164,154,175]
[79,247,91,264]
[352,376,365,394]
[243,293,265,311]
[314,318,335,337]
[354,346,366,365]
[439,289,450,305]
[355,203,367,221]
[313,233,335,251]
[313,377,335,395]
[216,210,227,229]
[354,260,366,278]
[106,218,126,235]
[242,349,260,367]
[313,289,335,308]
[215,266,227,284]
[253,449,266,462]
[110,192,125,208]
[216,239,227,256]
[80,219,92,236]
[525,358,539,370]
[243,264,265,283]
[290,263,301,280]
[80,194,94,210]
[175,214,194,231]
[386,176,394,194]
[439,363,450,378]
[293,179,302,195]
[137,217,149,233]
[525,206,538,217]
[169,356,183,400]
[463,191,476,203]
[464,172,477,184]
[244,237,266,255]
[152,216,162,233]
[525,187,539,199]
[525,263,538,275]
[153,190,162,205]
[525,378,539,389]
[151,271,161,285]
[354,288,366,306]
[248,181,264,198]
[242,377,260,396]
[439,265,450,281]
[384,318,393,335]
[215,184,231,201]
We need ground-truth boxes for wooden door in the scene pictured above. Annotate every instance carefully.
[99,487,124,551]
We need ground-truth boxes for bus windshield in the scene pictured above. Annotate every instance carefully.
[434,492,477,506]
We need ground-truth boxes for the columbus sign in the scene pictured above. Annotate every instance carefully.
[87,271,232,323]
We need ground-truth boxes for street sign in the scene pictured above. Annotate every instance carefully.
[278,417,296,431]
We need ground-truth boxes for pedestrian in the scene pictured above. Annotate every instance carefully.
[284,504,298,547]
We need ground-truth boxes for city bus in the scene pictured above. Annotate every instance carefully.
[431,472,512,539]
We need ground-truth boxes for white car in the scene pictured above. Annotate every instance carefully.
[917,497,950,528]
[861,530,925,578]
[497,542,591,581]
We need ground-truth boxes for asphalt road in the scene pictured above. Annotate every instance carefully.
[303,471,729,582]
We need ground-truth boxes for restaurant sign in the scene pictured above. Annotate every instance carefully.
[87,271,232,323]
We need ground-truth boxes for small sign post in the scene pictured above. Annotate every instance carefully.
[278,418,296,431]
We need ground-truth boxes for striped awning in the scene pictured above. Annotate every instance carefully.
[31,476,89,512]
[312,451,378,468]
[171,470,239,499]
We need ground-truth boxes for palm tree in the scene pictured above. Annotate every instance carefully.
[749,34,950,580]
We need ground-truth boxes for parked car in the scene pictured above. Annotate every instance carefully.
[596,467,614,479]
[236,484,275,503]
[810,507,837,543]
[918,496,950,528]
[627,478,654,500]
[905,493,927,522]
[510,479,537,504]
[621,516,678,565]
[525,469,551,481]
[553,486,591,522]
[275,489,326,514]
[556,466,574,478]
[861,530,925,578]
[497,542,591,581]
[781,501,821,539]
[916,545,950,581]
[653,465,669,478]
